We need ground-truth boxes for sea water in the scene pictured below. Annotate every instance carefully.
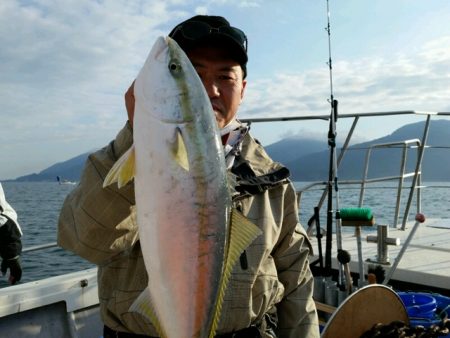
[0,181,94,288]
[1,180,449,288]
[295,181,450,228]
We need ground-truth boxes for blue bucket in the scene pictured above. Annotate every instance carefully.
[398,292,437,318]
[398,291,450,332]
[434,293,450,316]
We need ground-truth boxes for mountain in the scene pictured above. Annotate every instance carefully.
[14,152,91,182]
[10,119,450,182]
[281,119,450,181]
[264,137,329,165]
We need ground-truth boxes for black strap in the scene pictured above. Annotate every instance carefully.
[231,156,290,196]
[216,311,278,338]
[103,326,156,338]
[104,324,270,338]
[215,326,262,338]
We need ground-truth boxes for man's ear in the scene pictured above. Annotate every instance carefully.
[240,79,247,102]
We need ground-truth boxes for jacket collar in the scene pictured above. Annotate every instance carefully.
[228,125,291,197]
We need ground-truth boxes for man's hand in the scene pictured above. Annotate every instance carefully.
[125,81,135,126]
[1,257,22,285]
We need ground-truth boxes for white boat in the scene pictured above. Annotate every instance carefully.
[56,176,77,185]
[0,110,449,337]
[0,241,100,338]
[0,268,100,338]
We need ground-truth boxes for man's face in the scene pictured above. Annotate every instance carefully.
[187,46,247,129]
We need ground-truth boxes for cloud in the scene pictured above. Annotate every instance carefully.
[1,0,449,179]
[206,0,262,8]
[0,1,175,123]
[195,6,209,14]
[0,0,190,179]
[241,35,450,120]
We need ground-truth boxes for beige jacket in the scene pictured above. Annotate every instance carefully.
[57,122,319,338]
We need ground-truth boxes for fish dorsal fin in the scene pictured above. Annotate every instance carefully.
[170,128,189,171]
[103,145,136,189]
[129,287,167,338]
[209,209,262,337]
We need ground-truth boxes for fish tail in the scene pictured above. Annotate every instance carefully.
[130,287,167,338]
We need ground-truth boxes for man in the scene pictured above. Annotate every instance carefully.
[58,15,319,338]
[0,182,23,285]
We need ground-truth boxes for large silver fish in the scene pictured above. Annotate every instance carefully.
[103,36,261,338]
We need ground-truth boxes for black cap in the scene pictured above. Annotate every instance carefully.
[169,15,248,77]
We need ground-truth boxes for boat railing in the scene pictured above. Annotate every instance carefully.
[296,138,425,236]
[0,242,87,290]
[242,109,450,232]
[22,242,58,253]
[298,182,420,236]
[357,138,423,229]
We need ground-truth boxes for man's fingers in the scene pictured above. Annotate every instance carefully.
[9,275,16,285]
[1,258,22,284]
[10,258,22,283]
[125,80,136,126]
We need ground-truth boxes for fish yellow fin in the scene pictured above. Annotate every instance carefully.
[114,205,138,233]
[209,209,262,337]
[170,128,189,171]
[129,287,167,338]
[103,145,136,189]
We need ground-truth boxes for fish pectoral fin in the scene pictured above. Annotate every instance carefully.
[129,287,167,337]
[103,145,136,189]
[170,128,189,171]
[209,209,262,337]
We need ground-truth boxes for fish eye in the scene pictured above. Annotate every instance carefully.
[168,61,182,74]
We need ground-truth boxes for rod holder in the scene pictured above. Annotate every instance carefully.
[366,224,400,265]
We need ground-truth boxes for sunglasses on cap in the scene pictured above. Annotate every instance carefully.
[171,21,248,53]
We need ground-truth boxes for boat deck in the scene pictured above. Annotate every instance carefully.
[311,218,450,293]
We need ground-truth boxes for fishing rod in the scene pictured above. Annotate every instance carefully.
[325,0,356,293]
[321,0,347,290]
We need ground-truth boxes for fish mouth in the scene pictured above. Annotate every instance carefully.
[152,36,169,63]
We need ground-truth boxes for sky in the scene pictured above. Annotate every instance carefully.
[1,0,449,180]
